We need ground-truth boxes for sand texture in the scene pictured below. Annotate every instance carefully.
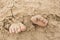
[0,0,60,40]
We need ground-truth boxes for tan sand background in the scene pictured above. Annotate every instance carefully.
[0,0,60,40]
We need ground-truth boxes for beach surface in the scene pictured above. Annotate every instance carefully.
[0,0,60,40]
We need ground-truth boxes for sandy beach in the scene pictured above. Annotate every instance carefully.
[0,0,60,40]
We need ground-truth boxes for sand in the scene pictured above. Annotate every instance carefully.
[0,0,60,40]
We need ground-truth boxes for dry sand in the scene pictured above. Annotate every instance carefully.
[0,0,60,40]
